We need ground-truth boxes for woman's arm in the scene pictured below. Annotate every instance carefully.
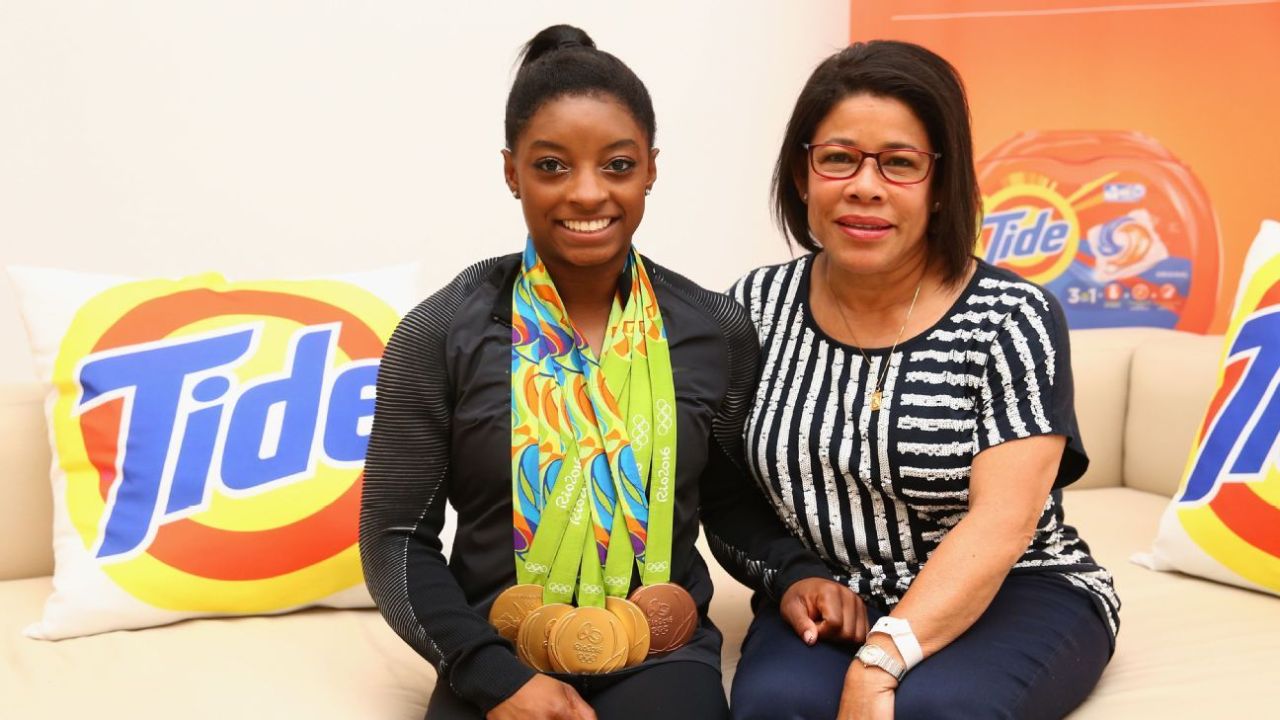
[701,431,870,645]
[359,261,537,714]
[698,292,865,642]
[839,437,1061,720]
[850,434,1061,669]
[842,289,1084,715]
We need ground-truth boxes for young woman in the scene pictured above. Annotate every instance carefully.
[729,41,1120,719]
[360,25,853,720]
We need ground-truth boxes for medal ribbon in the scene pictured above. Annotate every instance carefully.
[510,239,678,608]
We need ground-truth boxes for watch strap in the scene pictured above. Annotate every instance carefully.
[855,644,905,682]
[869,615,923,670]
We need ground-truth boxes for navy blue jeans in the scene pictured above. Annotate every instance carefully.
[731,574,1111,720]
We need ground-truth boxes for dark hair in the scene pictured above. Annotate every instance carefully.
[773,40,980,285]
[504,25,656,149]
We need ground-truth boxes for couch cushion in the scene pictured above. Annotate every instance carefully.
[1060,488,1277,717]
[0,576,436,720]
[1124,332,1223,497]
[0,382,53,581]
[1068,329,1166,490]
[6,490,1276,717]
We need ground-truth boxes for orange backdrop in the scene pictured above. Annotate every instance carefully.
[850,0,1280,333]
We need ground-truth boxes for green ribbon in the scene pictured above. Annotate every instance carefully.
[510,241,678,608]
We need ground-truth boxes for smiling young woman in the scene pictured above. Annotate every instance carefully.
[359,25,851,720]
[501,94,656,355]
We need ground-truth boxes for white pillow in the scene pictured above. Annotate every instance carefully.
[1133,220,1280,595]
[7,264,419,639]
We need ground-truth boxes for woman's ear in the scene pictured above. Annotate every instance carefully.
[795,176,809,204]
[793,161,808,203]
[646,147,659,192]
[502,149,519,198]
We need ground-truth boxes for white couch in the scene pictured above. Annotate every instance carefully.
[2,328,1277,718]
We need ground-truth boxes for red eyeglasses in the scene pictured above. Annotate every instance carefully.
[804,143,941,185]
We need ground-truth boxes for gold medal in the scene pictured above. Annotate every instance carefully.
[488,583,544,644]
[603,612,630,672]
[606,596,651,667]
[629,583,697,655]
[516,603,574,672]
[548,606,628,674]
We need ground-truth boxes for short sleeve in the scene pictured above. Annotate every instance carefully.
[975,289,1089,488]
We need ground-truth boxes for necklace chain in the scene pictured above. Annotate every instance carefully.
[823,256,924,411]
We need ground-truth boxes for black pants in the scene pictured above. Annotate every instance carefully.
[426,660,729,720]
[731,574,1112,720]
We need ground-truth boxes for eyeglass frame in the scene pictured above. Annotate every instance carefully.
[802,143,942,186]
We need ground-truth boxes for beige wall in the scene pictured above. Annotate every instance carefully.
[0,1,849,382]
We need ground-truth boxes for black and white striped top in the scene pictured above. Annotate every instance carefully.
[730,255,1120,640]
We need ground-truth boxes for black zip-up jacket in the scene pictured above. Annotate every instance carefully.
[359,254,833,712]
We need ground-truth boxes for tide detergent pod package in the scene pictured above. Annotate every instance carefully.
[976,131,1220,330]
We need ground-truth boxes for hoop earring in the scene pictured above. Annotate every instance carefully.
[512,190,520,199]
[645,187,652,196]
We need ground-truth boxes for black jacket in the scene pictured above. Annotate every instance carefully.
[360,254,831,712]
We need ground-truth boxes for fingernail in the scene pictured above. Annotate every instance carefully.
[804,630,816,645]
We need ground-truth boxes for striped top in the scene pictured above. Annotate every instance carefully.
[730,255,1120,640]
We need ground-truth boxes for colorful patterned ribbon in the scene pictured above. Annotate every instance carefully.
[511,239,677,607]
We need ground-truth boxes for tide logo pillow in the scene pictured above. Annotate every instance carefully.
[1137,220,1280,594]
[8,265,416,639]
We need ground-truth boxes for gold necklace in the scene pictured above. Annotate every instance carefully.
[823,257,924,412]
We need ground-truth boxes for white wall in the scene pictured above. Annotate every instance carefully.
[0,1,850,382]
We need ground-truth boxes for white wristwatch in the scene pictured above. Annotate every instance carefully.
[868,616,924,671]
[855,643,905,681]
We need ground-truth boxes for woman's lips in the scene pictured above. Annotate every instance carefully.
[558,217,616,235]
[836,215,893,241]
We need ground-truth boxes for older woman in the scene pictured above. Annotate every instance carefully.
[728,41,1119,720]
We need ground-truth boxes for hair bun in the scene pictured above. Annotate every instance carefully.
[519,24,596,68]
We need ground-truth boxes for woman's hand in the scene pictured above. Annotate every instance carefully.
[837,660,897,720]
[779,577,868,645]
[487,674,596,720]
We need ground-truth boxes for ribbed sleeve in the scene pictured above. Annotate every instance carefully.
[359,258,534,712]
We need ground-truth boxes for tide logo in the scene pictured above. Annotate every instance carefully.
[51,275,399,611]
[979,173,1083,284]
[1095,215,1155,269]
[1175,257,1280,591]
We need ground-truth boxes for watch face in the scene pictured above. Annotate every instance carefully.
[857,644,903,681]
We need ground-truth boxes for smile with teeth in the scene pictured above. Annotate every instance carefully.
[560,218,615,233]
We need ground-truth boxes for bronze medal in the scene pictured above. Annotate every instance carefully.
[516,603,574,672]
[605,596,651,667]
[628,583,697,655]
[488,583,544,644]
[547,606,627,674]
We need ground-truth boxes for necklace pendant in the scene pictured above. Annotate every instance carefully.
[870,390,883,411]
